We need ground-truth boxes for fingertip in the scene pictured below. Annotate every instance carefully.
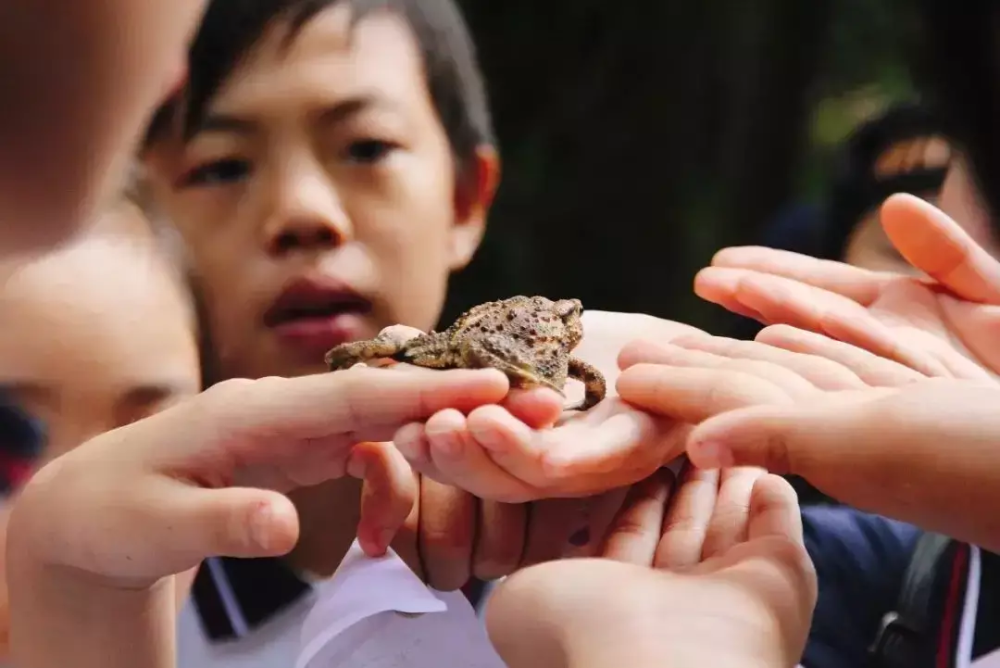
[617,339,667,370]
[250,494,300,556]
[393,423,431,465]
[502,388,563,428]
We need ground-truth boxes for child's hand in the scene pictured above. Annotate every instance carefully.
[391,311,701,503]
[687,378,1000,555]
[392,391,634,590]
[696,194,1000,379]
[6,367,509,590]
[485,468,816,668]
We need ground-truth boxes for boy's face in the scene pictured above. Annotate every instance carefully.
[144,5,498,381]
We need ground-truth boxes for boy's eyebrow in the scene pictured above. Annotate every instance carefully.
[318,94,395,125]
[190,114,256,140]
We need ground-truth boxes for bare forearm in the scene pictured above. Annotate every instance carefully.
[9,561,176,668]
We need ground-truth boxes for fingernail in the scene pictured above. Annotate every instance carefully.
[250,502,274,551]
[692,440,734,468]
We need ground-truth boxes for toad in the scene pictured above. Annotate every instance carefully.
[325,295,606,410]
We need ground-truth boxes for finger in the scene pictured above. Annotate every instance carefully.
[520,497,593,566]
[501,388,565,429]
[393,421,433,472]
[708,246,893,305]
[654,465,718,571]
[418,409,533,501]
[617,364,794,423]
[601,468,674,565]
[473,500,528,581]
[390,470,424,579]
[747,474,803,543]
[417,477,476,591]
[668,333,866,391]
[697,268,950,378]
[616,339,818,396]
[700,467,765,560]
[466,402,675,500]
[346,441,417,556]
[562,486,632,559]
[180,367,510,462]
[882,194,1000,303]
[155,481,300,564]
[756,325,926,387]
[685,388,894,473]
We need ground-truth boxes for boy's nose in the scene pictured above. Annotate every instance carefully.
[263,158,353,255]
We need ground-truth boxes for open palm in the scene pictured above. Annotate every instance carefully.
[696,194,1000,379]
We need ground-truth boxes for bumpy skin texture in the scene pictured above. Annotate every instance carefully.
[325,296,607,410]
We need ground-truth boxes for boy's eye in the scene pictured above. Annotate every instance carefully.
[180,158,252,187]
[345,139,396,164]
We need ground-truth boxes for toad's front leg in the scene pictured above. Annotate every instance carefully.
[325,334,404,371]
[567,356,606,411]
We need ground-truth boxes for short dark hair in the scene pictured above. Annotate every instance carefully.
[821,102,949,260]
[146,0,494,176]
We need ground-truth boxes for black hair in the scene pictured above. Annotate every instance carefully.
[145,0,494,177]
[820,102,949,260]
[911,0,1000,230]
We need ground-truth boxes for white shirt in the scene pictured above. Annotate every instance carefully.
[177,591,316,668]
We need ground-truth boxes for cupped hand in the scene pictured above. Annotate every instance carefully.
[486,467,815,668]
[392,311,702,502]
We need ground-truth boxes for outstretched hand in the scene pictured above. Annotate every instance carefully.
[695,194,1000,378]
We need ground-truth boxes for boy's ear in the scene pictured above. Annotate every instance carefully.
[449,144,500,271]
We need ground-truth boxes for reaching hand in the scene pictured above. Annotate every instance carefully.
[686,378,1000,554]
[7,367,509,590]
[695,194,1000,378]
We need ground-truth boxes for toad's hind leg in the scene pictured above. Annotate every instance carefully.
[464,337,564,394]
[325,335,403,371]
[566,357,606,410]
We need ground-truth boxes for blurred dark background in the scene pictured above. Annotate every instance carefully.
[442,0,915,331]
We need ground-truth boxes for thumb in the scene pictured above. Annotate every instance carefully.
[149,480,300,566]
[882,193,1000,303]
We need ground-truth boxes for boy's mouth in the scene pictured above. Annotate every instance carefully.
[264,277,373,358]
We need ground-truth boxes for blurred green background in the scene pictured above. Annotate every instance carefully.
[442,0,917,333]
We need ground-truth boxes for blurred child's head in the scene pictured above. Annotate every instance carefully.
[822,103,953,272]
[142,0,499,381]
[0,196,201,652]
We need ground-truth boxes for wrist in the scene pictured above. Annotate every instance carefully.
[8,556,176,668]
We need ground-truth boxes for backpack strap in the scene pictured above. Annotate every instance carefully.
[869,532,955,668]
